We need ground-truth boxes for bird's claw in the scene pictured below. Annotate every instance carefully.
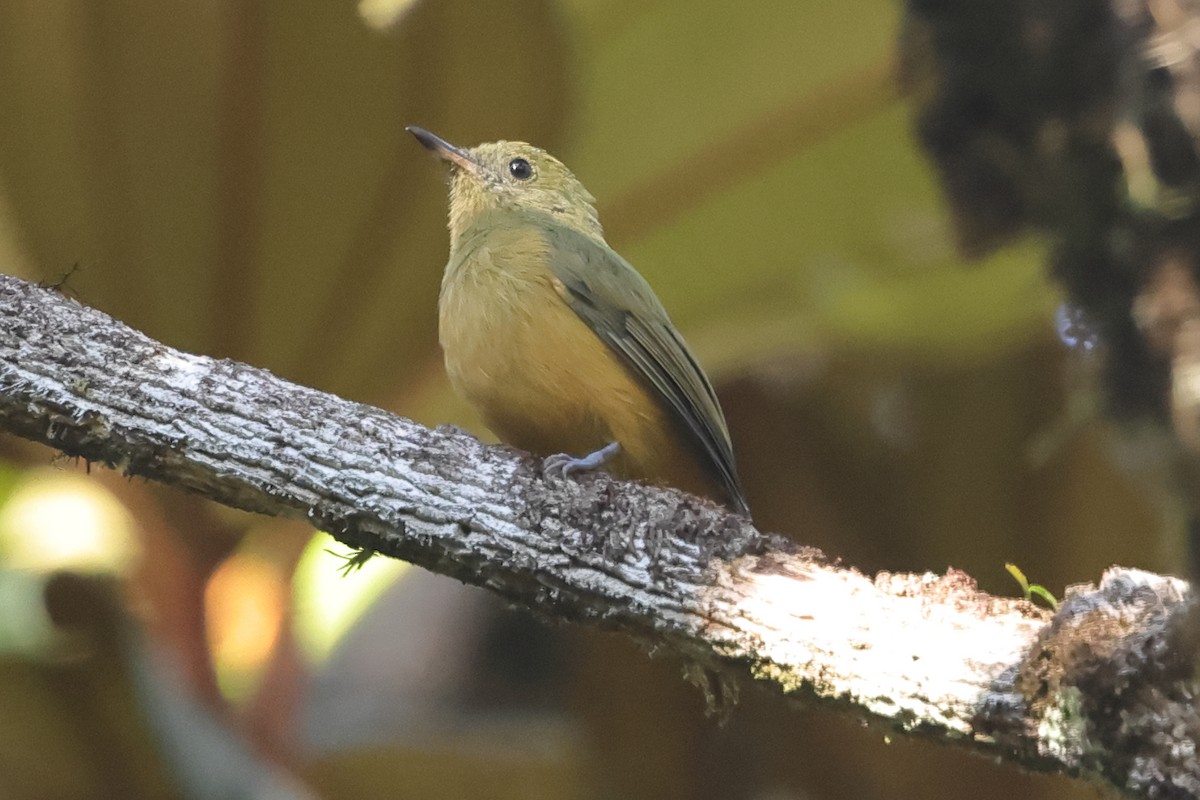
[543,441,621,479]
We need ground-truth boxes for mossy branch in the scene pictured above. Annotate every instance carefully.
[0,274,1195,796]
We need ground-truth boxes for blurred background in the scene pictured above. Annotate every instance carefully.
[0,0,1167,798]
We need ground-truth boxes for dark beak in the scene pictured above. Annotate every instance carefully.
[406,126,481,175]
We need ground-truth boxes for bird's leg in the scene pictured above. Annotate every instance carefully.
[543,441,621,479]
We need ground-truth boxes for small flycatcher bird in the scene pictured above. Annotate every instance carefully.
[408,126,749,515]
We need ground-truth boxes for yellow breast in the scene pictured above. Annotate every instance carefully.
[438,225,713,497]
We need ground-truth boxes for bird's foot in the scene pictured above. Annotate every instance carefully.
[543,441,621,479]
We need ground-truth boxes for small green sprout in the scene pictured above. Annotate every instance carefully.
[326,546,377,577]
[1005,562,1059,610]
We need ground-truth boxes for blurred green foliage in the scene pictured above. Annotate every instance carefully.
[0,1,1164,799]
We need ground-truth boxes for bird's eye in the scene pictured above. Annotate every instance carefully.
[508,157,533,181]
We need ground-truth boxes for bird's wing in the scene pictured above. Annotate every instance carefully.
[544,224,749,514]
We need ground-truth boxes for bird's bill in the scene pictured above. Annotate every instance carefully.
[406,126,482,176]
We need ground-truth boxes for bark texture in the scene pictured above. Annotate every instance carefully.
[0,274,1195,796]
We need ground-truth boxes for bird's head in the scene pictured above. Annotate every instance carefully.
[408,126,603,244]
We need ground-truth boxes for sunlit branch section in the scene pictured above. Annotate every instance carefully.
[0,274,1195,796]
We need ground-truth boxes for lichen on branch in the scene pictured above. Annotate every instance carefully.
[0,274,1195,796]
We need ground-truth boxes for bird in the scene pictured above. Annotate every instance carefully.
[408,126,749,516]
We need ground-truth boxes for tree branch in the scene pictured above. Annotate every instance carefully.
[0,274,1195,796]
